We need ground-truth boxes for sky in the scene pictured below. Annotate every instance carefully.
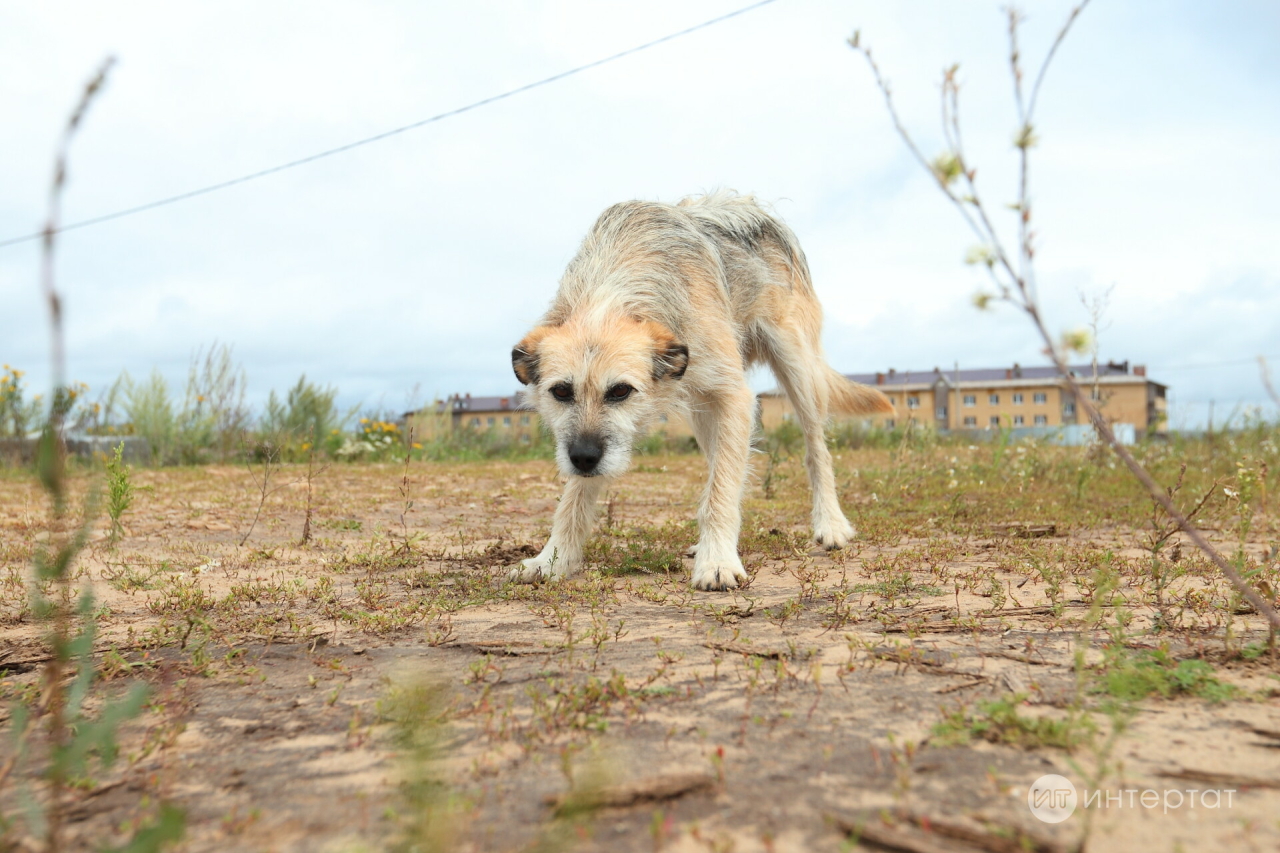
[2,0,1278,430]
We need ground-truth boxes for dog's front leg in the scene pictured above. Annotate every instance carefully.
[690,385,753,591]
[510,475,608,582]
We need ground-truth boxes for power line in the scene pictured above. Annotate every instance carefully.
[0,0,780,250]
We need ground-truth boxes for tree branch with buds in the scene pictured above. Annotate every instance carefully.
[850,2,1280,631]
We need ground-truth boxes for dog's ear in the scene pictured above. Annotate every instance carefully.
[647,325,689,380]
[512,327,551,386]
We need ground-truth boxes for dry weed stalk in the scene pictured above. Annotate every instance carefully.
[31,58,116,852]
[239,431,286,547]
[850,2,1280,631]
[300,428,330,545]
[8,56,185,853]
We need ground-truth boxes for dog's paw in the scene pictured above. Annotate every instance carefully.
[691,557,748,591]
[684,543,699,557]
[508,555,571,584]
[813,517,856,550]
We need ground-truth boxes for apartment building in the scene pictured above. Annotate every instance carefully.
[759,361,1168,435]
[404,392,539,441]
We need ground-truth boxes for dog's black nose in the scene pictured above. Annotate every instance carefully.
[568,436,604,475]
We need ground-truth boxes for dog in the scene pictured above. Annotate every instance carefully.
[509,191,892,590]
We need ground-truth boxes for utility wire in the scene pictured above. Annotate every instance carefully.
[0,0,780,250]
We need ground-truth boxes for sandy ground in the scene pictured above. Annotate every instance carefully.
[1,454,1278,852]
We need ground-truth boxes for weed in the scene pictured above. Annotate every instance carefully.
[1093,648,1237,703]
[932,693,1094,751]
[380,676,466,852]
[104,441,133,545]
[2,59,185,853]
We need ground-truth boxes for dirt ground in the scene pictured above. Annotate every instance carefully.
[2,447,1279,852]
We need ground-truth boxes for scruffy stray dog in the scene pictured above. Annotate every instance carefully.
[510,191,892,591]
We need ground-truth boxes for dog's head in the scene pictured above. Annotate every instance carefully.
[512,317,688,478]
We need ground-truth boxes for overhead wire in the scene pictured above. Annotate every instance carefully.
[0,0,780,250]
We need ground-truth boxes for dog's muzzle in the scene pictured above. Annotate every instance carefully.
[567,435,605,476]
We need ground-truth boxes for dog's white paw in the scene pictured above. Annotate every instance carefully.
[813,516,856,550]
[684,543,699,557]
[691,554,748,591]
[508,554,571,584]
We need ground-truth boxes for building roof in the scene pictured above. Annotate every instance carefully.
[413,392,533,417]
[761,361,1164,397]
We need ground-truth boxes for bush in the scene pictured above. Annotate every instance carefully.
[0,365,43,438]
[262,375,346,458]
[124,370,177,466]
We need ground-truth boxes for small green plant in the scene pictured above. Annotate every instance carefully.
[105,441,134,544]
[1093,648,1237,703]
[932,693,1093,750]
[380,676,466,852]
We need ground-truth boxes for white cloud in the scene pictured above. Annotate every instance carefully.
[1,1,1277,425]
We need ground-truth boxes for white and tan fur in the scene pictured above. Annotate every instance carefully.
[510,191,891,591]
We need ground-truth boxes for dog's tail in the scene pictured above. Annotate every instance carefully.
[826,367,895,416]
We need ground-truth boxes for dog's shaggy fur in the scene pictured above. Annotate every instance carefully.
[510,191,892,590]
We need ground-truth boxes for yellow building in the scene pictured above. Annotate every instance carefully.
[759,362,1167,436]
[405,392,540,442]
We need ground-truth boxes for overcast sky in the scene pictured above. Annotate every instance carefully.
[2,1,1277,429]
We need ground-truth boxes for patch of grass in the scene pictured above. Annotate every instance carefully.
[932,693,1094,751]
[1093,648,1238,703]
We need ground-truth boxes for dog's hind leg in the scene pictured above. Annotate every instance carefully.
[768,337,856,550]
[510,475,609,582]
[690,384,754,591]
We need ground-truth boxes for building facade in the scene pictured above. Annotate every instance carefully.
[404,392,540,442]
[759,362,1167,435]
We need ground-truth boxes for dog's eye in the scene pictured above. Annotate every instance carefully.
[605,383,634,402]
[550,383,574,402]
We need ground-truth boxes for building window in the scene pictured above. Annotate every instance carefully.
[885,419,895,429]
[520,415,530,425]
[470,417,480,427]
[1034,414,1048,425]
[989,393,999,405]
[989,416,1001,427]
[963,416,977,427]
[503,416,511,427]
[962,394,976,407]
[1033,392,1047,404]
[487,417,495,427]
[1013,415,1025,426]
[1012,393,1024,405]
[1090,389,1102,401]
[906,396,920,409]
[1064,402,1076,416]
[936,406,948,419]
